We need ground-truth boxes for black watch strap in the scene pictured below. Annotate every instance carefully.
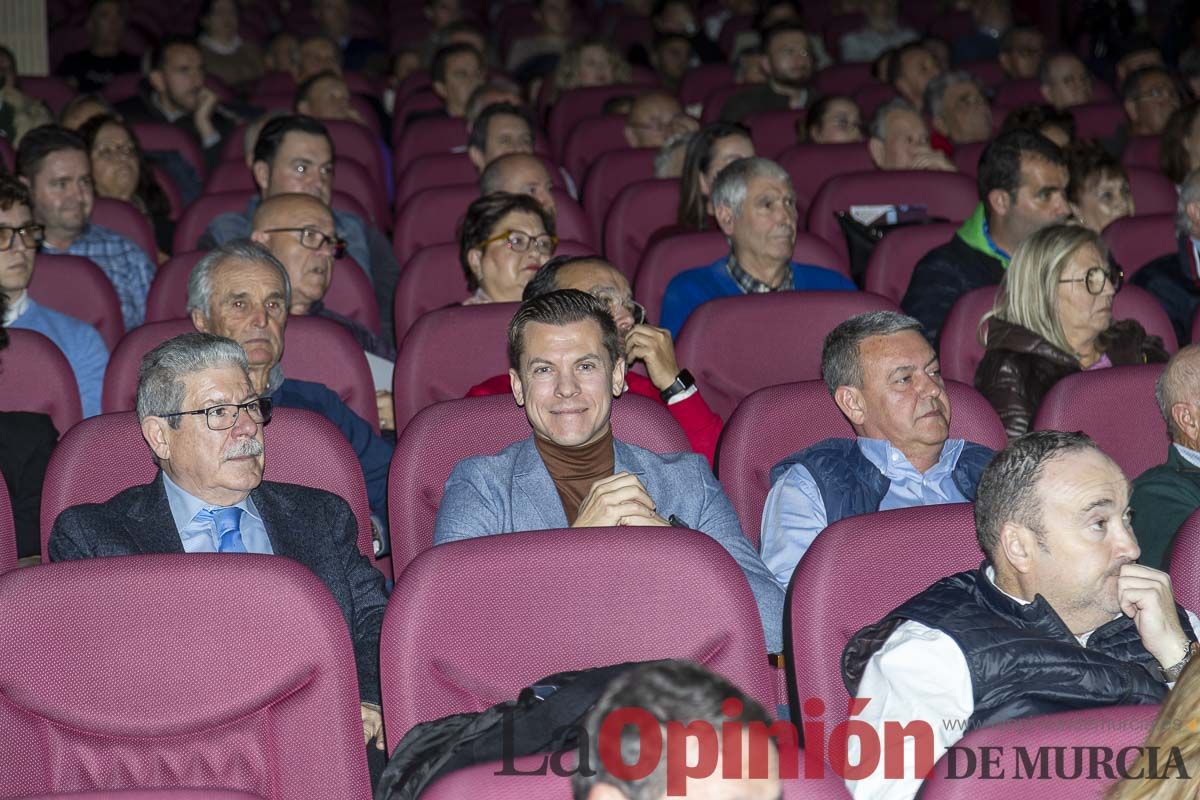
[660,369,696,403]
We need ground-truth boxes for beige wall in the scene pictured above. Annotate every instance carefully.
[0,1,49,76]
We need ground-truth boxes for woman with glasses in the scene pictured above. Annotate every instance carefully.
[77,114,174,260]
[459,192,557,305]
[975,223,1168,439]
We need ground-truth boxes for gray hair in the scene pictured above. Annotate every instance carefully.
[710,156,791,217]
[820,311,924,395]
[1156,345,1200,439]
[1177,168,1200,237]
[924,70,983,121]
[136,333,249,427]
[869,97,920,142]
[187,239,292,319]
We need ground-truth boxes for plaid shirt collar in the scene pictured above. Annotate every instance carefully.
[725,252,792,294]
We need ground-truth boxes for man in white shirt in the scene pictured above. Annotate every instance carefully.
[843,430,1200,800]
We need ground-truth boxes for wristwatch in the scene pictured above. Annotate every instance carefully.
[1160,640,1200,682]
[659,369,696,403]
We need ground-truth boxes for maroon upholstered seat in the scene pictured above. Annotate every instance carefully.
[1102,213,1176,280]
[1168,508,1200,610]
[28,254,124,351]
[547,83,656,160]
[581,147,657,241]
[393,115,469,166]
[679,62,736,107]
[130,121,206,180]
[1121,135,1161,170]
[778,142,877,217]
[864,222,959,304]
[390,184,476,266]
[91,197,158,262]
[1125,166,1178,217]
[744,108,806,159]
[395,152,476,207]
[812,62,875,96]
[561,114,630,186]
[0,329,82,436]
[0,483,15,575]
[603,178,681,279]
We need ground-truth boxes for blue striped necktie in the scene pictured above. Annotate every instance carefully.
[195,506,247,553]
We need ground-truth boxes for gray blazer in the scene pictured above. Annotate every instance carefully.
[49,473,389,704]
[434,437,785,652]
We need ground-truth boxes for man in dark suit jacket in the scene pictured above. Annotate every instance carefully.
[48,331,388,751]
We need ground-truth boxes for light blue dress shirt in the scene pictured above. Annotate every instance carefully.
[162,472,273,554]
[1175,443,1200,469]
[759,438,969,588]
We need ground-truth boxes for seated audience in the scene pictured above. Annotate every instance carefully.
[1115,38,1165,87]
[951,0,1011,64]
[888,41,943,112]
[902,130,1069,344]
[0,173,108,417]
[642,0,724,65]
[506,0,573,72]
[1160,101,1200,185]
[997,25,1045,80]
[47,331,388,750]
[624,90,696,149]
[0,46,53,146]
[187,240,393,522]
[803,95,863,144]
[78,114,175,259]
[468,255,724,464]
[479,153,558,219]
[416,43,484,123]
[16,125,155,329]
[976,224,1167,439]
[459,192,556,304]
[838,0,918,63]
[1130,345,1200,569]
[295,70,366,126]
[761,312,994,589]
[467,103,535,171]
[676,121,755,231]
[426,0,462,29]
[1106,658,1200,799]
[1040,52,1094,109]
[264,32,301,79]
[1065,139,1133,234]
[661,156,855,338]
[312,0,386,74]
[551,38,632,101]
[999,102,1074,148]
[1132,168,1200,345]
[56,0,141,93]
[845,430,1200,800]
[464,80,525,128]
[58,93,114,132]
[650,33,694,93]
[425,20,489,68]
[197,0,265,90]
[1122,66,1182,138]
[653,130,692,178]
[867,98,956,171]
[434,290,785,650]
[572,661,783,799]
[719,21,815,122]
[921,35,951,73]
[926,71,992,149]
[297,34,343,83]
[734,46,768,84]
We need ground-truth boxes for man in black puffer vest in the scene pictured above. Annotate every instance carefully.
[841,430,1200,800]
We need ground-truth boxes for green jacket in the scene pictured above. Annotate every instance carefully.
[1129,446,1200,569]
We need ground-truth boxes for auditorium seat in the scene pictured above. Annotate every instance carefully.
[387,392,688,574]
[0,329,82,436]
[864,223,959,304]
[395,152,476,207]
[1071,102,1129,139]
[379,525,776,746]
[27,254,124,351]
[700,84,745,123]
[744,109,806,160]
[39,409,382,574]
[322,119,389,219]
[718,379,1007,549]
[173,191,252,253]
[0,555,372,798]
[391,184,477,266]
[788,502,982,733]
[679,62,736,107]
[853,83,900,118]
[812,62,875,97]
[392,115,469,166]
[14,75,75,114]
[675,292,900,420]
[331,156,389,230]
[581,148,657,242]
[1167,508,1200,610]
[91,197,159,262]
[130,121,206,181]
[1102,213,1176,280]
[1121,135,1161,170]
[561,114,630,186]
[203,160,256,194]
[1032,364,1167,480]
[0,482,15,574]
[1125,167,1178,217]
[992,77,1043,107]
[548,83,656,160]
[603,178,681,279]
[951,140,988,177]
[778,142,877,217]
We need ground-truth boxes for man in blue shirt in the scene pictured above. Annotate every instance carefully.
[760,311,995,589]
[659,156,855,338]
[0,173,108,417]
[186,239,393,529]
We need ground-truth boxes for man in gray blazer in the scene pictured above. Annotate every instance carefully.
[434,290,785,652]
[49,332,388,750]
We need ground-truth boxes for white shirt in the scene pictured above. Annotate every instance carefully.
[845,567,1200,800]
[1,289,28,325]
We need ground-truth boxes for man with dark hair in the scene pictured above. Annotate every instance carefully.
[719,21,814,122]
[435,290,785,651]
[901,130,1070,344]
[297,34,342,82]
[467,103,535,171]
[467,255,723,464]
[1115,38,1164,87]
[415,43,484,123]
[1040,52,1094,109]
[479,152,557,218]
[1121,66,1181,137]
[572,660,782,800]
[761,311,994,590]
[844,430,1200,800]
[16,125,155,329]
[888,41,943,112]
[56,0,141,93]
[998,102,1074,148]
[998,25,1045,80]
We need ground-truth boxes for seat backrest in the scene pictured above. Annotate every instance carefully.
[676,292,899,420]
[1121,134,1161,170]
[28,253,124,351]
[700,84,746,123]
[39,408,379,570]
[1167,508,1200,611]
[1071,102,1129,139]
[718,379,1006,549]
[1101,213,1175,280]
[395,152,476,207]
[562,114,631,186]
[0,329,82,436]
[380,525,775,745]
[322,119,388,220]
[391,242,468,343]
[330,155,388,229]
[16,75,75,113]
[853,82,900,118]
[806,170,979,266]
[679,62,736,107]
[0,468,16,574]
[1115,283,1178,352]
[951,140,988,178]
[789,502,983,732]
[145,250,204,323]
[322,256,383,335]
[393,115,469,168]
[864,222,960,304]
[920,705,1161,799]
[778,143,877,216]
[812,62,875,97]
[582,147,657,242]
[1125,166,1178,217]
[744,109,806,160]
[173,190,252,253]
[0,555,371,799]
[548,84,654,160]
[130,121,206,180]
[939,285,998,383]
[992,77,1043,107]
[552,188,595,247]
[203,160,256,194]
[1032,364,1167,479]
[603,178,681,279]
[91,197,157,263]
[391,183,477,266]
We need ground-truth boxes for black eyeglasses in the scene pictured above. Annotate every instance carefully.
[161,398,273,431]
[0,224,44,251]
[1058,266,1123,295]
[262,227,346,259]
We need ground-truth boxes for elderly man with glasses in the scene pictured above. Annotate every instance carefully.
[465,255,724,465]
[48,331,390,753]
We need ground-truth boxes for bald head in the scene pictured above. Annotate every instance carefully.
[625,91,685,148]
[250,193,338,314]
[480,153,557,218]
[1158,345,1200,447]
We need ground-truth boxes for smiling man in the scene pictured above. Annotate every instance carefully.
[760,312,995,589]
[434,290,785,652]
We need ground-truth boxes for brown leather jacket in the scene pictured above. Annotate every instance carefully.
[974,318,1169,439]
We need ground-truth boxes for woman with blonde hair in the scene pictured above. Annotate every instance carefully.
[551,37,632,100]
[974,223,1168,439]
